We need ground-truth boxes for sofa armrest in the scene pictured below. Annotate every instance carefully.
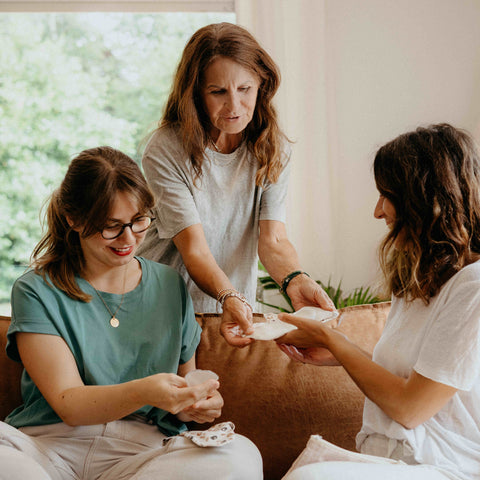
[0,316,23,421]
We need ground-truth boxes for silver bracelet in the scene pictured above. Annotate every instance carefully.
[216,289,252,313]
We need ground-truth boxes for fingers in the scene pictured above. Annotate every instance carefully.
[180,388,224,423]
[170,379,220,414]
[220,324,254,347]
[277,312,316,329]
[316,288,336,311]
[222,299,254,334]
[229,313,254,335]
[193,379,220,401]
[277,343,306,362]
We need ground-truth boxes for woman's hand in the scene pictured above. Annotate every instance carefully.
[287,275,335,312]
[138,374,220,415]
[220,296,254,347]
[275,312,342,366]
[276,312,331,347]
[277,343,340,366]
[177,388,224,423]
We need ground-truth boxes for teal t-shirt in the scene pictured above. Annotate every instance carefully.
[5,257,201,436]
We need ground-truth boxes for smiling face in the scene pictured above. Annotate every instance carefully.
[201,56,260,147]
[76,191,148,274]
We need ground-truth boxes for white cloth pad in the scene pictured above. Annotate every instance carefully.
[231,307,339,341]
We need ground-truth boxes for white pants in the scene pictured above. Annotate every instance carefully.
[0,417,262,480]
[284,462,452,480]
[282,434,454,480]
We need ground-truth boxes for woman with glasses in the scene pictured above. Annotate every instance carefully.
[138,22,334,347]
[0,146,262,480]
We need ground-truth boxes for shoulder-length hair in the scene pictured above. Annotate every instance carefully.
[374,123,480,304]
[32,146,155,302]
[161,22,287,186]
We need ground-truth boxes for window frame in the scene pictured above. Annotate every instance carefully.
[0,0,234,13]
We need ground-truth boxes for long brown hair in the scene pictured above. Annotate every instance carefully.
[160,22,288,186]
[374,123,480,303]
[32,146,155,302]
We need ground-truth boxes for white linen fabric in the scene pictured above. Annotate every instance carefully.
[0,416,262,480]
[138,127,291,312]
[357,261,480,480]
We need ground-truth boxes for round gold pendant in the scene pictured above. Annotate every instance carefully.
[110,317,120,328]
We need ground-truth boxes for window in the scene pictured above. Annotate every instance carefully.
[0,2,235,313]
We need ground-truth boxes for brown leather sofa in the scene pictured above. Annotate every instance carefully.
[0,302,390,479]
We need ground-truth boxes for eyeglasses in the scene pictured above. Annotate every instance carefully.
[101,216,155,240]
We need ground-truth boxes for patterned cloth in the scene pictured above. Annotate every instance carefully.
[180,422,236,447]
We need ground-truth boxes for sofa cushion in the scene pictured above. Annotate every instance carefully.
[195,302,390,479]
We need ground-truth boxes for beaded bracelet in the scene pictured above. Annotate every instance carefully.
[280,270,310,294]
[216,288,253,313]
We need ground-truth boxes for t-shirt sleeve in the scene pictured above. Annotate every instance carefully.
[142,130,201,239]
[414,272,480,391]
[7,273,62,362]
[259,143,291,222]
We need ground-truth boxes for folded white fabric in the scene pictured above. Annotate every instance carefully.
[231,307,339,341]
[283,435,404,478]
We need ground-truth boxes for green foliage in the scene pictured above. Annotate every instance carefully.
[314,278,383,309]
[0,11,234,302]
[257,263,383,312]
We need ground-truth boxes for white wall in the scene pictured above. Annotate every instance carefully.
[238,0,480,294]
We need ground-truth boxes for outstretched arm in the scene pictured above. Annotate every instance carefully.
[174,224,254,347]
[277,313,457,429]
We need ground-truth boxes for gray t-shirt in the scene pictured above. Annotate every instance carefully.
[138,127,291,312]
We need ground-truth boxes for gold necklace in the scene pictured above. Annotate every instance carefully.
[91,266,127,328]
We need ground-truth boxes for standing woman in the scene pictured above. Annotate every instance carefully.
[0,147,262,480]
[278,124,480,480]
[138,22,333,347]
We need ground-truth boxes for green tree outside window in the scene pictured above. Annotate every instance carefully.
[0,12,234,312]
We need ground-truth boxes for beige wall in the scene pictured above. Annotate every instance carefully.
[238,0,480,294]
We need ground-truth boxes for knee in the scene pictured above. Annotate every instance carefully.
[0,446,52,480]
[284,464,324,480]
[225,434,263,479]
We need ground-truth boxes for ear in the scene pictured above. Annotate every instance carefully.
[66,216,81,233]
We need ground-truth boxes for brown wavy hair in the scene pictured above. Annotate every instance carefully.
[32,146,155,302]
[160,22,288,186]
[374,123,480,304]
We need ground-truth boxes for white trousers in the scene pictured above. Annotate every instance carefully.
[0,417,262,480]
[284,462,452,480]
[282,434,454,480]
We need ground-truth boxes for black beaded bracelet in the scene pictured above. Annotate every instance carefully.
[280,270,310,294]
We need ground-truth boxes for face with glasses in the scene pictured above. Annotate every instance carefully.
[72,191,154,272]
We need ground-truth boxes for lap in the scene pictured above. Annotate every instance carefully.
[283,462,452,480]
[0,420,262,480]
[104,434,262,480]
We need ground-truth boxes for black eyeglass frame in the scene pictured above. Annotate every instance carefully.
[100,216,156,240]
